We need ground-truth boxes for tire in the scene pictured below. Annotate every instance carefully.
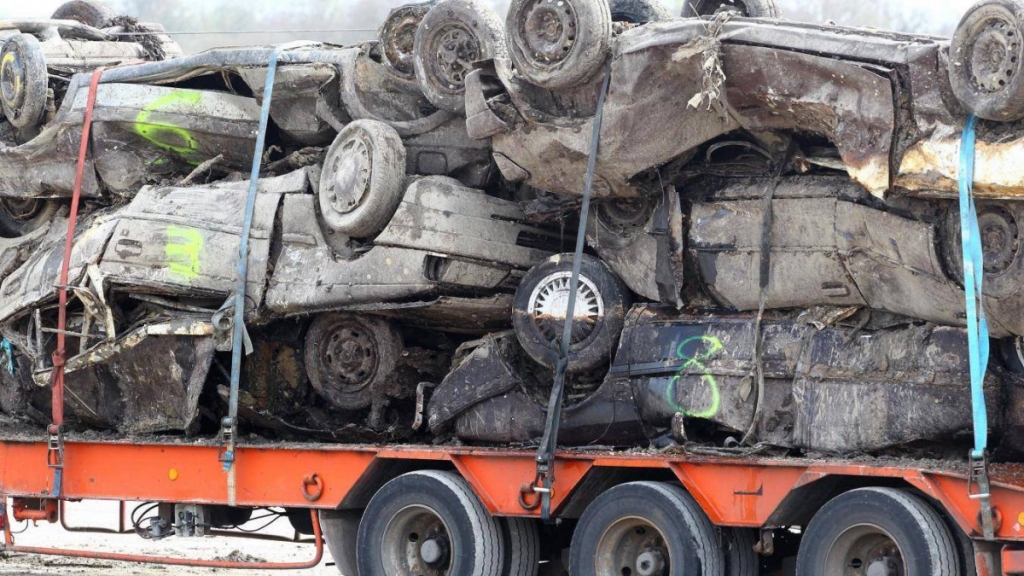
[0,199,58,239]
[286,508,315,535]
[796,487,961,576]
[611,0,672,23]
[413,0,507,114]
[0,34,48,130]
[681,0,779,17]
[379,3,432,79]
[513,253,631,373]
[319,120,406,239]
[506,0,613,90]
[321,509,361,576]
[1000,337,1024,373]
[357,470,504,576]
[724,529,759,576]
[303,313,403,411]
[950,0,1024,121]
[51,0,116,27]
[569,481,725,576]
[501,517,541,576]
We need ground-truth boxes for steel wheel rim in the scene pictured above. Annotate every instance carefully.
[527,271,603,347]
[823,524,906,576]
[381,6,426,77]
[597,197,655,236]
[977,205,1020,274]
[516,0,578,65]
[323,134,372,217]
[426,23,481,94]
[317,320,380,392]
[0,45,26,112]
[969,12,1022,93]
[594,516,671,576]
[380,504,454,576]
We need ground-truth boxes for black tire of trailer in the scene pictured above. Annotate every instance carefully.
[506,0,613,90]
[950,0,1024,121]
[680,0,779,17]
[795,487,960,576]
[501,517,541,576]
[724,528,759,576]
[569,481,725,576]
[512,253,632,374]
[51,0,116,27]
[611,0,673,23]
[357,470,505,576]
[0,34,48,131]
[413,0,507,114]
[321,509,360,576]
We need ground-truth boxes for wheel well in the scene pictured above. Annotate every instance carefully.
[556,467,678,519]
[765,475,916,528]
[336,459,455,510]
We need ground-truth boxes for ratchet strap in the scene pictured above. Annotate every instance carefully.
[959,114,994,540]
[530,63,612,521]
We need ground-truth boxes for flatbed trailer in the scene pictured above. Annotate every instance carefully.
[3,437,1024,575]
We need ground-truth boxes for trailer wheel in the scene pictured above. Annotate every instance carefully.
[680,0,779,17]
[569,481,725,576]
[951,0,1024,121]
[413,0,507,114]
[1,34,48,130]
[304,313,402,411]
[724,529,759,576]
[51,0,116,27]
[319,120,406,240]
[513,253,631,374]
[795,487,960,576]
[501,517,540,576]
[322,509,361,576]
[357,470,504,576]
[506,0,612,89]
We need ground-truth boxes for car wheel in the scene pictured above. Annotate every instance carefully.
[506,0,612,90]
[0,199,58,239]
[611,0,672,23]
[681,0,779,17]
[569,481,725,576]
[950,0,1024,121]
[304,313,402,411]
[378,3,432,80]
[357,470,504,576]
[501,517,540,576]
[513,253,631,374]
[413,0,507,114]
[319,120,406,239]
[51,0,116,27]
[795,488,960,576]
[0,34,48,130]
[322,509,361,576]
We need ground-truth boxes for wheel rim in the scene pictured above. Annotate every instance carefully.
[380,504,454,576]
[0,45,27,114]
[527,271,603,347]
[314,319,381,395]
[597,197,655,237]
[968,13,1022,93]
[977,205,1020,274]
[516,0,579,66]
[322,133,372,218]
[425,23,482,94]
[381,5,428,77]
[824,524,906,576]
[595,516,671,576]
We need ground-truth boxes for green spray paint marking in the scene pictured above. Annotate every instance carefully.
[666,336,723,419]
[135,91,201,158]
[166,226,203,280]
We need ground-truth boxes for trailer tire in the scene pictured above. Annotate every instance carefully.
[724,528,759,576]
[0,34,48,130]
[502,517,540,576]
[357,470,504,576]
[506,0,612,89]
[681,0,779,17]
[796,487,960,576]
[513,253,631,374]
[569,481,725,576]
[51,0,116,27]
[319,120,406,240]
[413,0,507,114]
[611,0,672,23]
[322,509,361,576]
[950,0,1024,121]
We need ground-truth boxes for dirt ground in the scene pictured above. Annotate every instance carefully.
[0,500,342,576]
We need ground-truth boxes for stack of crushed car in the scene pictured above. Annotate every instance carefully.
[1,0,1024,458]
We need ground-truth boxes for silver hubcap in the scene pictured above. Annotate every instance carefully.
[323,135,371,216]
[519,0,578,64]
[527,271,603,346]
[970,17,1021,92]
[595,517,670,576]
[824,525,906,576]
[381,505,453,576]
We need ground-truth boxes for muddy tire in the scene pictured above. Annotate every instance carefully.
[950,0,1024,121]
[681,0,779,17]
[322,509,361,576]
[319,120,406,239]
[379,3,432,79]
[513,253,631,374]
[0,199,58,239]
[724,529,759,576]
[507,0,612,90]
[304,313,403,411]
[0,34,48,130]
[51,0,116,27]
[413,0,507,114]
[611,0,672,23]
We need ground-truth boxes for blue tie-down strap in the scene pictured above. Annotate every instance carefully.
[959,115,990,460]
[1,338,13,375]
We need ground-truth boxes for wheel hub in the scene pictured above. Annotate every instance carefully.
[382,505,452,576]
[595,518,671,576]
[430,25,480,91]
[321,324,378,388]
[866,558,900,576]
[970,19,1020,92]
[0,47,26,111]
[527,271,603,346]
[597,197,656,236]
[520,0,578,64]
[635,547,667,576]
[419,535,450,566]
[825,525,906,576]
[324,136,371,216]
